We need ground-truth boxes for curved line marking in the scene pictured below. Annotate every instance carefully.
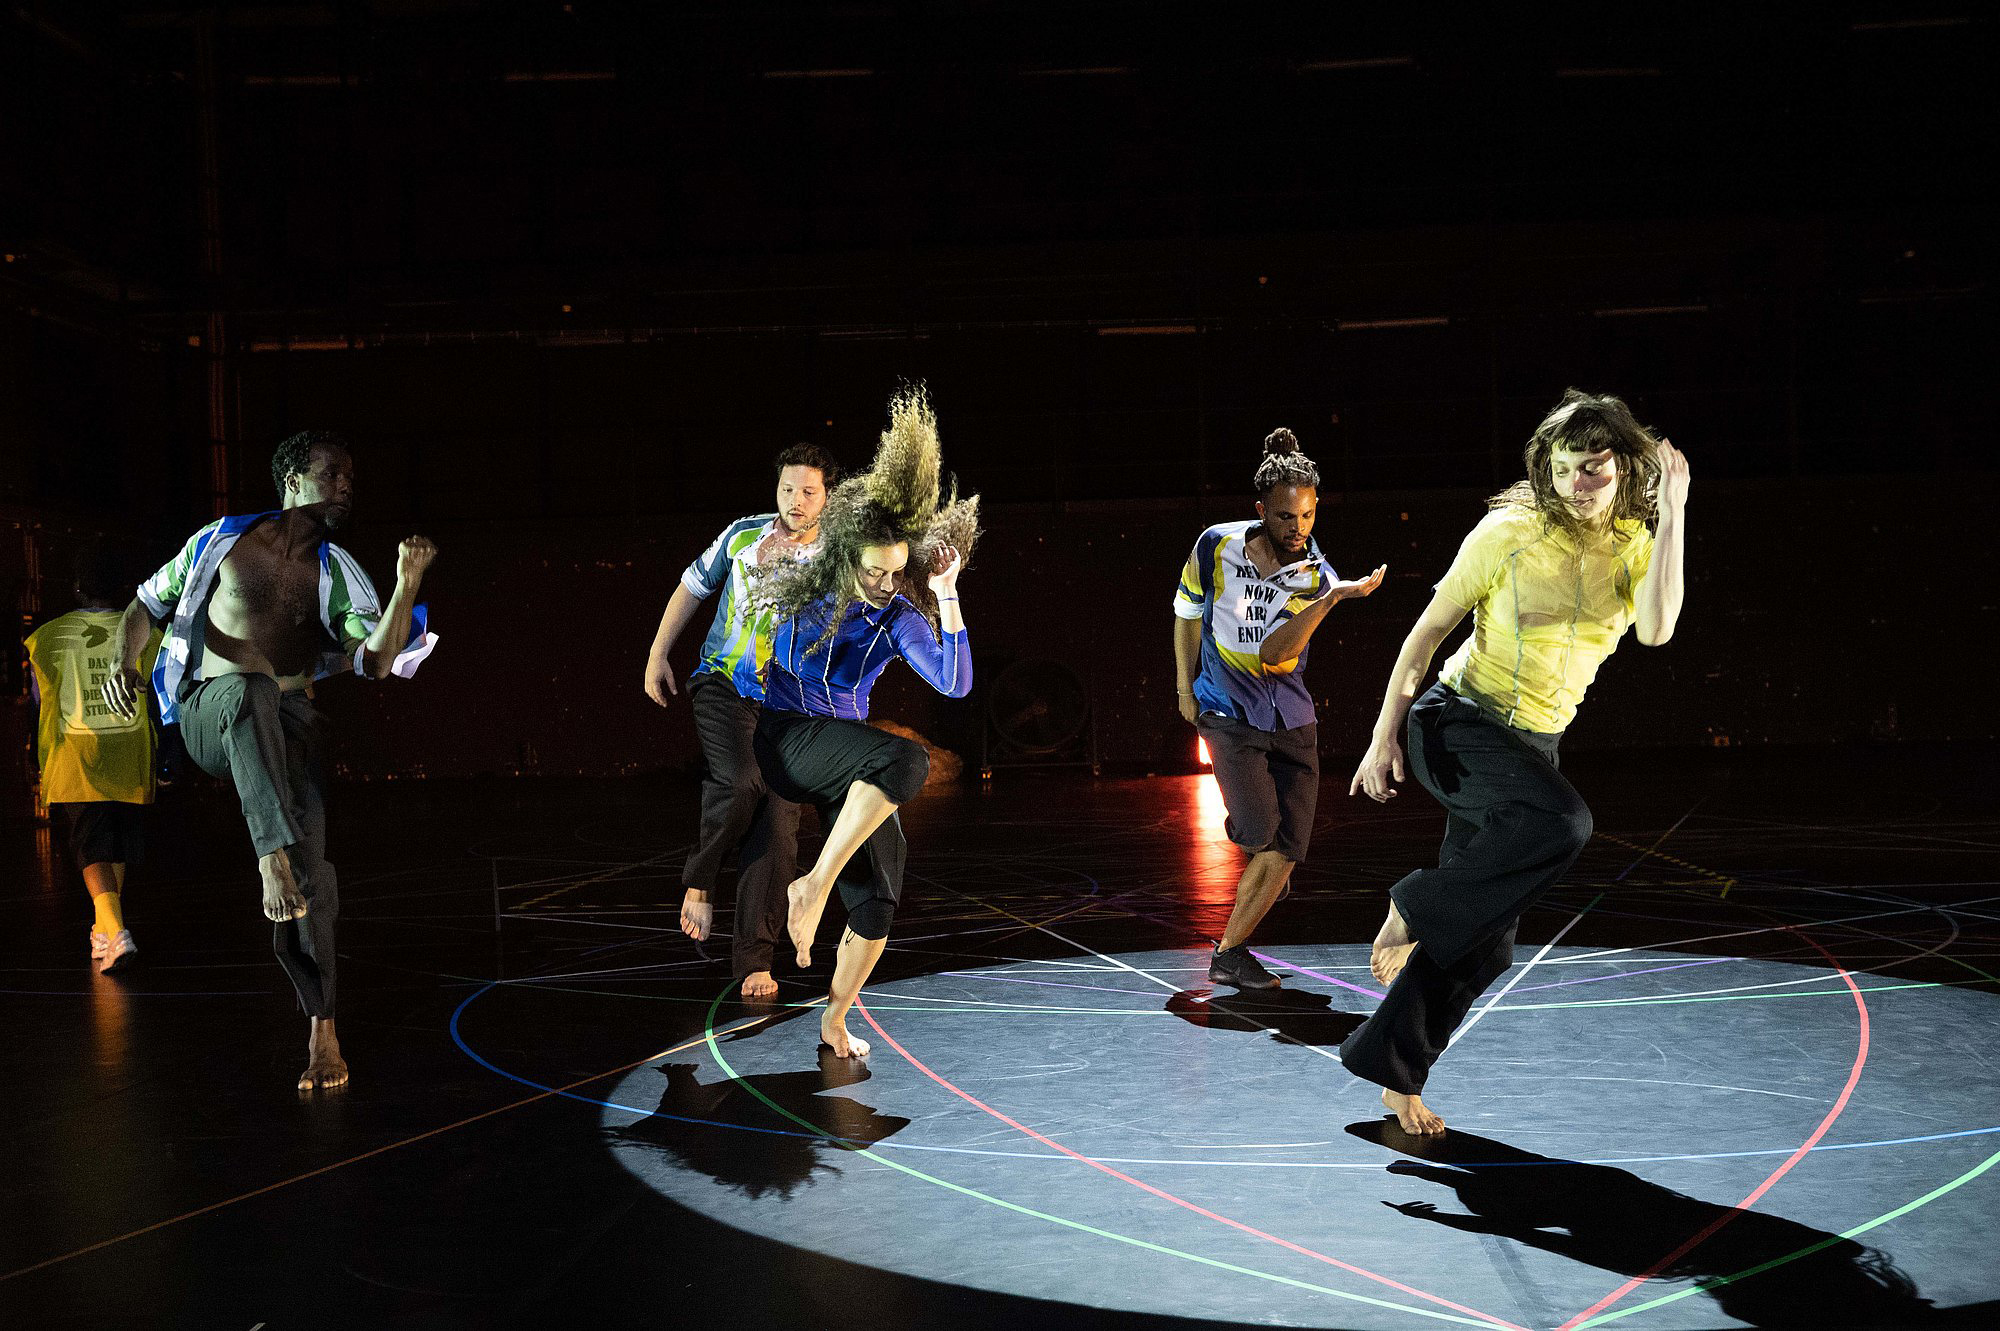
[1578,1146,2000,1327]
[1556,926,1873,1330]
[696,990,1515,1330]
[853,996,1530,1331]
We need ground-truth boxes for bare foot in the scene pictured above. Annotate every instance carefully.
[740,970,778,1000]
[1382,1087,1444,1135]
[786,875,829,968]
[298,1017,348,1092]
[260,848,308,923]
[679,889,713,942]
[1371,901,1417,986]
[819,1012,870,1059]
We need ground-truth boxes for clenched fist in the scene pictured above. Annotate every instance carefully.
[396,536,438,585]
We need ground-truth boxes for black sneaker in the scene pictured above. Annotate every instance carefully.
[1208,944,1280,990]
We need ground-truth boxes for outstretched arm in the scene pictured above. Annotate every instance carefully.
[1634,440,1690,646]
[1260,564,1387,666]
[359,537,436,680]
[1349,592,1469,803]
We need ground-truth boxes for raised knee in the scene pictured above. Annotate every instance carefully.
[847,897,895,940]
[873,738,929,804]
[1553,804,1594,854]
[227,673,281,716]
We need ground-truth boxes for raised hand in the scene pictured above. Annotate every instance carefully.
[1656,439,1691,512]
[927,542,963,594]
[1325,564,1388,602]
[396,535,438,585]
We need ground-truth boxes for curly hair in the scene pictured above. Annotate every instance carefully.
[1252,427,1321,496]
[1488,388,1662,543]
[271,430,351,500]
[750,385,981,654]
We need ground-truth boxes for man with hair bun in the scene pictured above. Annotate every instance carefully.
[1172,427,1387,990]
[644,443,837,1000]
[1345,388,1690,1135]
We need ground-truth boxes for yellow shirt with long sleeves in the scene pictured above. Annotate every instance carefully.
[1434,507,1654,735]
[26,610,162,806]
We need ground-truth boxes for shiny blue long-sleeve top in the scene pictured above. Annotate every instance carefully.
[764,594,972,720]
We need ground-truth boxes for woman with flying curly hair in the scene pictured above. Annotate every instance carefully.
[1344,388,1691,1136]
[748,385,980,1059]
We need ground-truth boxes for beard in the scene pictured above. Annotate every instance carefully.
[1261,521,1306,554]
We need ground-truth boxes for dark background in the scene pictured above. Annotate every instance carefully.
[3,2,1992,784]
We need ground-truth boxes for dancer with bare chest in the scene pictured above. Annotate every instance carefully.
[104,432,438,1091]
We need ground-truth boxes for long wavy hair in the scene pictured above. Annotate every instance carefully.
[750,384,982,654]
[1488,388,1663,544]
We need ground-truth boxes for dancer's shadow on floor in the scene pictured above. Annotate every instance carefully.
[609,1047,911,1201]
[1347,1121,1996,1328]
[1166,986,1365,1049]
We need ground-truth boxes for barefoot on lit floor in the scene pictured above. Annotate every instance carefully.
[1383,1087,1444,1135]
[740,970,778,1000]
[819,1011,870,1059]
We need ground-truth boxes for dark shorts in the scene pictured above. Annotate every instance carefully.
[54,802,147,873]
[1197,713,1320,862]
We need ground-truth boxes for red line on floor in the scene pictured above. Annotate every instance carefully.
[1555,923,1873,1330]
[856,996,1531,1331]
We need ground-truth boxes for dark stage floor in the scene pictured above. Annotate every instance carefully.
[5,745,2000,1331]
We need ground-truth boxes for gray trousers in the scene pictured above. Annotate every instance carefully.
[180,673,339,1019]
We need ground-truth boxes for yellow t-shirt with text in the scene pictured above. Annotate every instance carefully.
[1434,507,1654,735]
[26,610,162,806]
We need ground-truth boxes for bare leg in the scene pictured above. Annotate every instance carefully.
[1371,899,1417,986]
[740,970,778,999]
[820,927,888,1058]
[1383,1087,1445,1134]
[679,888,713,941]
[298,1015,348,1091]
[259,847,307,922]
[1218,850,1295,951]
[83,863,127,896]
[788,780,899,968]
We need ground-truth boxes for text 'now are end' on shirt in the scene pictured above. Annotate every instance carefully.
[1173,520,1332,733]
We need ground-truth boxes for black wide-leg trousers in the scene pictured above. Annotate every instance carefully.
[1340,684,1593,1095]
